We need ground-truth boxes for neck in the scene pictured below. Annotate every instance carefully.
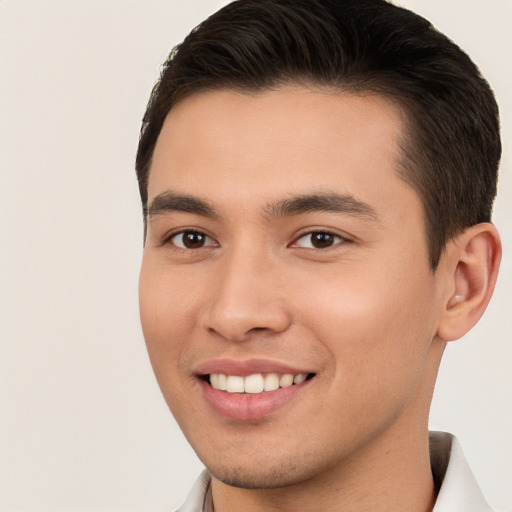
[211,338,445,512]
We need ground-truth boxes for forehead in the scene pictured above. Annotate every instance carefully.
[148,86,414,217]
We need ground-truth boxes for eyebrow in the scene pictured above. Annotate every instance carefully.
[264,192,379,221]
[145,190,379,222]
[146,192,217,218]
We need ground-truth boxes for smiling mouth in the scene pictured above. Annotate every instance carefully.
[206,372,316,394]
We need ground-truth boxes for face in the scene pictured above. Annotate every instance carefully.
[139,87,445,489]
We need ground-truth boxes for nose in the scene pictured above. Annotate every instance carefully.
[203,250,292,342]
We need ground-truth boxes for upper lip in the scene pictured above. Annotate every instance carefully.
[194,358,314,377]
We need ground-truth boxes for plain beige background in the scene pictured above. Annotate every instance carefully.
[0,1,510,510]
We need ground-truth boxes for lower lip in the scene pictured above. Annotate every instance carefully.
[199,378,310,421]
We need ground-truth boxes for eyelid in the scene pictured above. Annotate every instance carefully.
[289,229,350,249]
[162,228,218,249]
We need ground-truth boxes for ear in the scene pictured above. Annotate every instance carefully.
[436,223,501,342]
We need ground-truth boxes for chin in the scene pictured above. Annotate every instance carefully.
[211,467,301,490]
[205,452,326,490]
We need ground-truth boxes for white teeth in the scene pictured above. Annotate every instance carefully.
[244,374,264,394]
[209,372,310,393]
[293,373,307,384]
[217,373,227,391]
[226,375,244,393]
[279,374,294,388]
[264,373,280,391]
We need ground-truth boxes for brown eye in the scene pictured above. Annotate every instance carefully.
[170,231,215,249]
[294,231,343,249]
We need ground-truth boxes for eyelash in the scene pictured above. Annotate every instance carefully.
[165,230,217,250]
[164,229,348,251]
[291,230,347,250]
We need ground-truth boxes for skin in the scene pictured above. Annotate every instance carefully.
[139,86,501,512]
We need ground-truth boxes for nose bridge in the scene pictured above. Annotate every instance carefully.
[204,241,291,341]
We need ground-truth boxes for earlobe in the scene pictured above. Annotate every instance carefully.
[437,223,501,342]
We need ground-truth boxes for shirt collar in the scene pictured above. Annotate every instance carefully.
[177,469,212,512]
[430,431,493,512]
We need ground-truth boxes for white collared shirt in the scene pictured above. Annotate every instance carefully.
[176,431,495,512]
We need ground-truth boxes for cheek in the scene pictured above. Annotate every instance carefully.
[138,258,196,370]
[292,261,437,389]
[139,259,204,422]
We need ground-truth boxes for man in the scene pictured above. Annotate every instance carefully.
[136,0,502,510]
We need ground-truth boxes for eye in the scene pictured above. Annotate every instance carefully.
[169,230,216,249]
[292,231,345,249]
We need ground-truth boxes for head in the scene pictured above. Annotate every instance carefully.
[136,0,501,270]
[136,0,501,496]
